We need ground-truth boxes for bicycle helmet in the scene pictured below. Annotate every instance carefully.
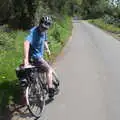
[39,16,52,29]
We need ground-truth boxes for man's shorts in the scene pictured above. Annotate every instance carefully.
[32,58,51,72]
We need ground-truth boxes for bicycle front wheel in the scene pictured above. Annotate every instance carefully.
[52,71,60,95]
[25,80,45,118]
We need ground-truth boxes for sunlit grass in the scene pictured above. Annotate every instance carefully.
[88,19,120,33]
[0,17,72,110]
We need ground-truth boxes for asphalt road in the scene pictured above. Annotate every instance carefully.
[11,21,120,120]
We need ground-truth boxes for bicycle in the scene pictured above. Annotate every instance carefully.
[15,62,60,118]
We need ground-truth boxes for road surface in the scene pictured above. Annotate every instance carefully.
[11,21,120,120]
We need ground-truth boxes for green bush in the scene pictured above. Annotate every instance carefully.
[0,17,72,109]
[88,19,120,33]
[103,14,120,27]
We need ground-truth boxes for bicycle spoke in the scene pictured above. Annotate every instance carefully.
[26,79,45,118]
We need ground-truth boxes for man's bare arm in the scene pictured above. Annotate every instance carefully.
[24,40,30,66]
[44,41,51,56]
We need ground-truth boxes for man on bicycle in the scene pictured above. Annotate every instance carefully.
[23,16,55,98]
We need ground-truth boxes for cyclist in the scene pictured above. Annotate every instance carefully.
[23,16,55,98]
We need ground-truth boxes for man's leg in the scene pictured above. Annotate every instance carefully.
[36,58,55,97]
[47,67,53,88]
[39,58,53,88]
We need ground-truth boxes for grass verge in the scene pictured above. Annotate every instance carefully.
[0,16,72,114]
[88,19,120,40]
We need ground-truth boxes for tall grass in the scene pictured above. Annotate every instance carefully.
[88,19,120,33]
[0,17,72,111]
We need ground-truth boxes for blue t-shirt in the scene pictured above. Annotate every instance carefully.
[25,26,48,59]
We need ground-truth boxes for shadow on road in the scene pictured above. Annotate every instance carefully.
[0,80,34,119]
[0,80,56,120]
[0,80,21,120]
[7,98,55,120]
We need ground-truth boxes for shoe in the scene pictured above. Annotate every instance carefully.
[48,88,55,98]
[54,88,60,95]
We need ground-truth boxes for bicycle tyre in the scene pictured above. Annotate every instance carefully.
[25,77,45,118]
[52,72,60,95]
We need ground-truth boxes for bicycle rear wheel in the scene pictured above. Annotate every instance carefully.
[25,77,45,118]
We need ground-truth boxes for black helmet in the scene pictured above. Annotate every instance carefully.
[39,16,52,29]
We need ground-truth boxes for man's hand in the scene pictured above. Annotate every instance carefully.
[45,41,51,56]
[46,49,51,56]
[24,58,30,67]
